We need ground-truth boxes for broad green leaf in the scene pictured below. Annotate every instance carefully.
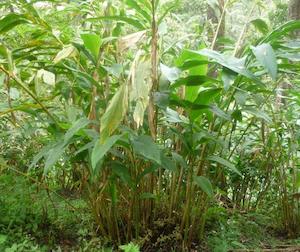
[81,33,102,60]
[179,60,209,71]
[29,143,54,170]
[87,16,146,30]
[0,13,30,34]
[131,135,161,164]
[91,135,123,171]
[74,141,95,156]
[125,0,151,22]
[262,20,300,44]
[111,162,133,187]
[0,234,7,245]
[172,152,188,170]
[163,108,189,124]
[44,142,66,174]
[251,43,277,80]
[161,154,177,172]
[194,176,213,197]
[189,88,222,120]
[64,118,90,144]
[172,75,219,88]
[72,42,97,65]
[194,49,261,84]
[234,91,249,106]
[100,84,128,143]
[176,47,208,102]
[250,19,269,34]
[208,155,242,176]
[222,68,237,91]
[244,108,272,123]
[194,88,222,105]
[62,64,101,89]
[210,105,231,121]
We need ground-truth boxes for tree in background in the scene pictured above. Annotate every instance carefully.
[289,0,300,20]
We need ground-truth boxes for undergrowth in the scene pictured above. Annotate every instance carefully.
[0,173,299,251]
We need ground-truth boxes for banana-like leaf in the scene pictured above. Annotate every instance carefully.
[100,84,128,143]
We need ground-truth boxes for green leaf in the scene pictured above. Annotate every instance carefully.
[64,118,90,144]
[262,20,300,44]
[210,105,231,121]
[194,49,261,84]
[163,108,189,124]
[81,33,102,60]
[251,43,277,80]
[194,176,213,197]
[158,4,176,25]
[119,242,140,252]
[0,234,7,245]
[53,45,77,64]
[234,91,249,106]
[125,0,151,22]
[208,155,242,176]
[131,135,161,164]
[250,19,269,34]
[172,152,188,170]
[91,135,122,171]
[44,142,66,174]
[244,108,272,123]
[87,16,146,30]
[176,47,208,102]
[161,154,177,172]
[222,68,237,91]
[111,162,133,187]
[29,144,54,170]
[172,75,219,88]
[100,84,128,143]
[0,13,30,34]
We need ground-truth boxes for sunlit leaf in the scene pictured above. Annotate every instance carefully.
[81,33,102,60]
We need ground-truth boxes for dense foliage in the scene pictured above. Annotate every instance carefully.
[0,0,300,251]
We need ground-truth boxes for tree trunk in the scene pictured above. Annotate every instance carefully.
[289,0,300,20]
